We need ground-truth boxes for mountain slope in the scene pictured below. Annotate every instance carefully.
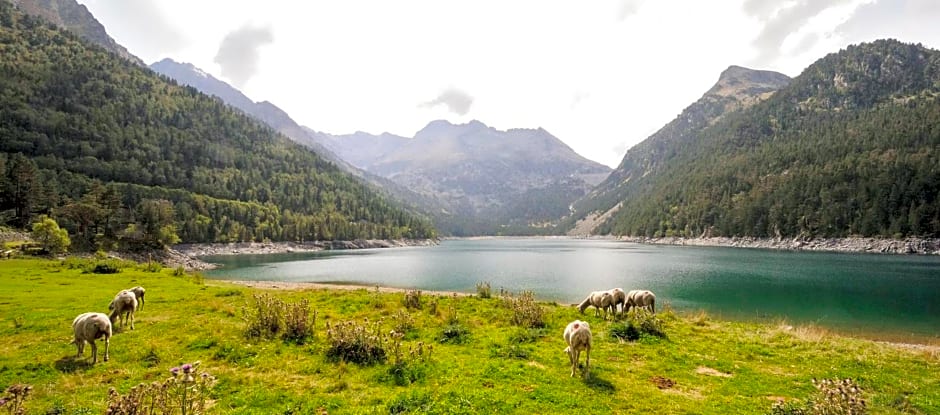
[564,65,791,235]
[6,0,143,65]
[581,40,940,238]
[0,2,435,244]
[330,120,611,235]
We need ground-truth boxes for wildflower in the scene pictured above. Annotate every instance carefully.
[170,367,180,376]
[182,363,193,374]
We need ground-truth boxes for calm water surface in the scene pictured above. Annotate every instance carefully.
[203,238,940,340]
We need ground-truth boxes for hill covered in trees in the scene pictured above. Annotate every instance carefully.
[566,40,939,239]
[0,2,435,249]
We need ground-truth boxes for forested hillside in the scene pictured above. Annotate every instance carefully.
[589,40,940,238]
[0,2,435,248]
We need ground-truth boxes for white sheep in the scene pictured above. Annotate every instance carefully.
[72,312,111,363]
[578,291,614,319]
[108,290,138,330]
[563,320,592,377]
[626,289,656,313]
[608,288,626,315]
[126,286,145,310]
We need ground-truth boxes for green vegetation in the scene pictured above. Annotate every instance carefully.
[571,40,940,239]
[0,258,938,414]
[0,2,435,248]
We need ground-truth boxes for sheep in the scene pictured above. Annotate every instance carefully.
[563,320,592,377]
[608,288,626,315]
[72,312,111,363]
[108,290,138,330]
[126,286,145,310]
[578,290,614,319]
[625,289,656,313]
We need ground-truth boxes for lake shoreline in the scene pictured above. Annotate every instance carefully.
[617,235,940,255]
[210,278,940,350]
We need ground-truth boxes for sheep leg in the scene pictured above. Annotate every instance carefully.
[75,339,84,357]
[130,311,135,330]
[571,349,579,377]
[90,341,98,364]
[103,337,109,362]
[584,347,591,378]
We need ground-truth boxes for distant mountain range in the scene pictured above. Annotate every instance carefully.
[566,39,940,239]
[151,60,611,235]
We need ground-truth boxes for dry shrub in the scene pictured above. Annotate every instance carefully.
[501,290,545,329]
[244,294,315,344]
[106,362,216,415]
[403,290,422,310]
[475,281,492,299]
[326,319,387,365]
[768,378,866,415]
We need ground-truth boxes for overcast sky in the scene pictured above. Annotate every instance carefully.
[81,0,940,168]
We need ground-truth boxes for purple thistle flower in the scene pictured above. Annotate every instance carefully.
[170,367,180,376]
[182,363,193,374]
[0,398,7,406]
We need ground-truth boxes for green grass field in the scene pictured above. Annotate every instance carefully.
[0,257,938,414]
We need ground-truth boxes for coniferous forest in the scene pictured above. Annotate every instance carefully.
[588,40,940,238]
[0,2,436,249]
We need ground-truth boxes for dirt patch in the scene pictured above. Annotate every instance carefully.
[650,376,675,389]
[695,366,732,378]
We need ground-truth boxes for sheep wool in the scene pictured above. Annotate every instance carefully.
[72,312,111,364]
[109,290,138,330]
[625,290,656,313]
[563,320,592,378]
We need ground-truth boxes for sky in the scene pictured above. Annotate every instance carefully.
[81,0,940,168]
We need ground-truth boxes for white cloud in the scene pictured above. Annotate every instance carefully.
[421,88,474,116]
[214,25,273,88]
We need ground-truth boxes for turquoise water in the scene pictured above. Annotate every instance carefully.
[202,238,940,340]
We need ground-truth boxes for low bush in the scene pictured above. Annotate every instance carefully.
[439,306,470,344]
[326,319,387,365]
[475,281,492,299]
[403,290,422,310]
[105,362,216,415]
[768,378,866,415]
[244,294,316,344]
[502,290,546,329]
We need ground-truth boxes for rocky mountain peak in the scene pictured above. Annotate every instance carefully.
[707,65,791,98]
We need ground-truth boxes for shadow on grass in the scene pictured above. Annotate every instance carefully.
[583,372,616,393]
[54,356,94,373]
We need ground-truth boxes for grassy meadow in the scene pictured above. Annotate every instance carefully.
[0,257,938,414]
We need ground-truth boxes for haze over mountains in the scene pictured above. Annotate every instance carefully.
[150,58,611,235]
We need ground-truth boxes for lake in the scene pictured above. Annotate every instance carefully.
[202,238,940,341]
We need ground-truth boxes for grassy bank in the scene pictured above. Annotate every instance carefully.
[0,258,937,414]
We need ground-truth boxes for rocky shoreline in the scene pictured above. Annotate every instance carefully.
[619,236,940,255]
[168,239,439,270]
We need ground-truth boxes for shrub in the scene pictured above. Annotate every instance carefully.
[141,261,162,273]
[325,319,387,365]
[244,294,283,340]
[385,332,433,386]
[610,322,641,341]
[626,307,665,338]
[243,294,315,344]
[105,362,216,415]
[31,215,70,255]
[767,378,866,415]
[502,290,546,329]
[282,298,316,344]
[475,281,492,299]
[392,309,415,335]
[403,290,422,310]
[0,383,32,414]
[173,265,186,276]
[439,306,470,344]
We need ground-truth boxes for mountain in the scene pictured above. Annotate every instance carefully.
[6,0,143,65]
[327,120,612,235]
[564,65,791,235]
[570,39,940,239]
[149,58,344,165]
[0,2,436,246]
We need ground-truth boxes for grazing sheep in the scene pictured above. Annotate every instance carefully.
[126,286,145,310]
[108,290,138,330]
[563,320,592,377]
[626,289,656,313]
[72,312,111,363]
[608,288,626,315]
[578,291,614,319]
